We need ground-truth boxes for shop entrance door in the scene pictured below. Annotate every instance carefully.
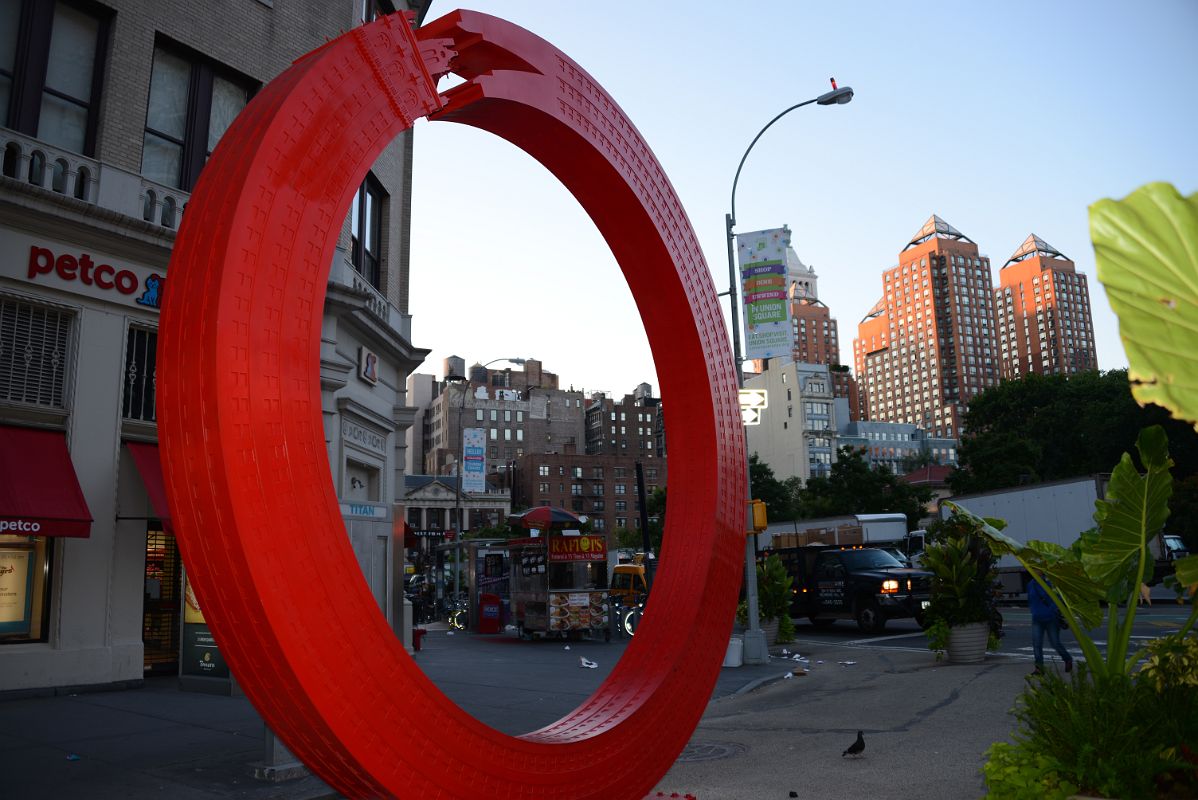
[142,525,181,673]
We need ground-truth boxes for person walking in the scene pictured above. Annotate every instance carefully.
[1027,578,1073,674]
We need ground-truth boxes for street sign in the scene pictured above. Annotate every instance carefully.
[741,407,762,425]
[738,389,768,410]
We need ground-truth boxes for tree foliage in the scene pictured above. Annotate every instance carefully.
[614,486,665,553]
[795,446,933,529]
[748,455,800,522]
[951,369,1198,495]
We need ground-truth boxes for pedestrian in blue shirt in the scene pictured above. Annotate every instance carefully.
[1028,578,1073,674]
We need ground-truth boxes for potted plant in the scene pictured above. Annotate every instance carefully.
[736,554,795,644]
[922,519,1000,664]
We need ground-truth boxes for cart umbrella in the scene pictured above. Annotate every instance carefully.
[508,506,582,530]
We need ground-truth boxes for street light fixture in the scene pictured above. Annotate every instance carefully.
[444,357,527,611]
[723,79,853,666]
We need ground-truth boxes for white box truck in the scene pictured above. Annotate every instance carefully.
[763,513,924,563]
[944,475,1187,596]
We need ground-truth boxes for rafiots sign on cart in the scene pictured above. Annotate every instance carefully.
[505,506,610,640]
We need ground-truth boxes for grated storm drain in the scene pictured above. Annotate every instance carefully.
[674,741,747,763]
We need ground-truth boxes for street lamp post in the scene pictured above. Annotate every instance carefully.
[724,80,852,665]
[444,357,527,613]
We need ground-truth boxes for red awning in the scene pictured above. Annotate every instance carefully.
[126,442,170,523]
[401,520,418,549]
[0,425,93,537]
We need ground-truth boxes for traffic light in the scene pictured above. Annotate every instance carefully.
[748,499,768,532]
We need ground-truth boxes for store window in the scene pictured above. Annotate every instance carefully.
[141,43,253,191]
[0,295,73,409]
[349,174,385,289]
[122,325,157,422]
[142,524,180,671]
[345,460,379,501]
[0,1,108,156]
[0,534,53,644]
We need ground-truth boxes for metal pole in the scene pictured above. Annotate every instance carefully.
[727,211,768,665]
[634,461,654,590]
[724,84,853,664]
[453,383,465,607]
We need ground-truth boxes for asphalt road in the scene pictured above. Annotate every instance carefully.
[786,602,1193,666]
[413,602,1190,799]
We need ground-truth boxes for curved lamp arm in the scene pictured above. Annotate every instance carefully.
[729,85,852,226]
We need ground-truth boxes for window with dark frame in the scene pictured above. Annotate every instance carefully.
[359,0,396,23]
[0,295,73,409]
[350,174,384,289]
[141,43,253,191]
[1,1,108,157]
[122,326,157,422]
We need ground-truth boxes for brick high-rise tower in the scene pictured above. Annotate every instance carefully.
[995,235,1098,378]
[853,216,999,438]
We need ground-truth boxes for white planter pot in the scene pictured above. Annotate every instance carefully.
[947,621,988,664]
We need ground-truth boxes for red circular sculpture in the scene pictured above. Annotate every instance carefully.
[159,11,745,798]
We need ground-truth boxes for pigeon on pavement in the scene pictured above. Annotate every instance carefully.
[842,730,865,758]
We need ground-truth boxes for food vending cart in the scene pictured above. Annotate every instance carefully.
[508,532,610,640]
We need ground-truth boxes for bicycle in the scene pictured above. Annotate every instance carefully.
[447,594,468,631]
[620,598,646,637]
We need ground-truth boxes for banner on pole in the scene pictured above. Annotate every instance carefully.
[736,226,794,360]
[462,427,486,493]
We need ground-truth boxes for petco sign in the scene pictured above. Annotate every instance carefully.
[0,228,165,311]
[0,519,41,533]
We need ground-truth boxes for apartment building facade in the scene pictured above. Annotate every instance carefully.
[510,451,666,539]
[995,234,1098,378]
[837,420,959,475]
[853,216,999,439]
[584,383,662,458]
[420,360,586,519]
[0,0,428,692]
[744,360,837,482]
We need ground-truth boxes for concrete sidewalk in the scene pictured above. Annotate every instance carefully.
[654,636,1031,799]
[0,628,795,799]
[2,626,1034,799]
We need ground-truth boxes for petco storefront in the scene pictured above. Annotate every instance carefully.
[1,220,177,692]
[1,213,416,693]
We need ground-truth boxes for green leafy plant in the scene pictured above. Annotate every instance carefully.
[1003,665,1191,800]
[757,554,792,622]
[920,518,1001,656]
[982,740,1078,800]
[776,610,796,643]
[924,616,950,659]
[1090,182,1198,431]
[1090,181,1198,595]
[946,426,1198,680]
[984,182,1198,799]
[736,554,793,631]
[1138,633,1198,693]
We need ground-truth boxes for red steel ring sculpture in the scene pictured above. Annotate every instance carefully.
[159,10,746,798]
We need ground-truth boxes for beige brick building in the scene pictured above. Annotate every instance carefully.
[0,1,429,692]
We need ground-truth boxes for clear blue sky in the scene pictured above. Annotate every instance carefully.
[409,1,1198,396]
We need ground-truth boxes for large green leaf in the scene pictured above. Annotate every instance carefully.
[943,500,1104,628]
[1176,553,1198,589]
[1082,427,1174,589]
[1090,182,1198,429]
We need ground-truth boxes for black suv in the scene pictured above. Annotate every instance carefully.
[771,545,933,633]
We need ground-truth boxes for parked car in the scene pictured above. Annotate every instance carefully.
[768,545,933,633]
